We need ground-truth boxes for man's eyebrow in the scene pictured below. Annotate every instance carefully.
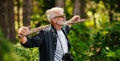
[53,14,65,18]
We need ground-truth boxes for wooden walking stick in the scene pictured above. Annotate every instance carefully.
[28,19,85,35]
[28,25,49,35]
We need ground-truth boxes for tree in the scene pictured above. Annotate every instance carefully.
[93,0,120,22]
[0,0,16,43]
[16,0,20,28]
[55,0,65,8]
[79,0,86,18]
[73,0,80,15]
[23,0,33,26]
[73,0,86,18]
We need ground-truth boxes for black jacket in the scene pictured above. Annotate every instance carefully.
[21,25,71,61]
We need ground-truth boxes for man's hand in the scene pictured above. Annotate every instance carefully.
[18,27,31,36]
[70,15,80,22]
[67,15,85,27]
[18,27,31,44]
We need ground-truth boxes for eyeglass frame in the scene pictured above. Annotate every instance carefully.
[53,14,66,19]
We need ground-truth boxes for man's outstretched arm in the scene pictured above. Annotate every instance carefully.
[66,15,85,28]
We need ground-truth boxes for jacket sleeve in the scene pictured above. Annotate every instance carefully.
[21,30,44,48]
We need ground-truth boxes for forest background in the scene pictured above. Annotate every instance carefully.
[0,0,120,61]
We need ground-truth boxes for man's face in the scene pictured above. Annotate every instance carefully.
[52,12,66,26]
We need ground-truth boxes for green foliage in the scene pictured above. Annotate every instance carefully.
[91,0,120,11]
[69,23,91,61]
[0,30,39,61]
[90,22,120,61]
[14,43,39,61]
[65,0,74,19]
[0,28,19,61]
[67,22,120,61]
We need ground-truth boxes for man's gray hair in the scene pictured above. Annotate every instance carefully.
[46,7,64,23]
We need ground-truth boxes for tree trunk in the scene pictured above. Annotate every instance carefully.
[23,0,32,26]
[0,0,8,36]
[73,0,86,18]
[16,0,20,28]
[55,0,65,8]
[0,0,16,43]
[73,0,80,15]
[80,0,86,18]
[109,11,113,22]
[7,0,16,42]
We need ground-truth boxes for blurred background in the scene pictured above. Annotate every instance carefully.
[0,0,120,61]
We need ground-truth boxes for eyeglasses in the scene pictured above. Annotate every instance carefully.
[53,14,66,19]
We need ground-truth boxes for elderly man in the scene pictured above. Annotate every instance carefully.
[18,7,84,61]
